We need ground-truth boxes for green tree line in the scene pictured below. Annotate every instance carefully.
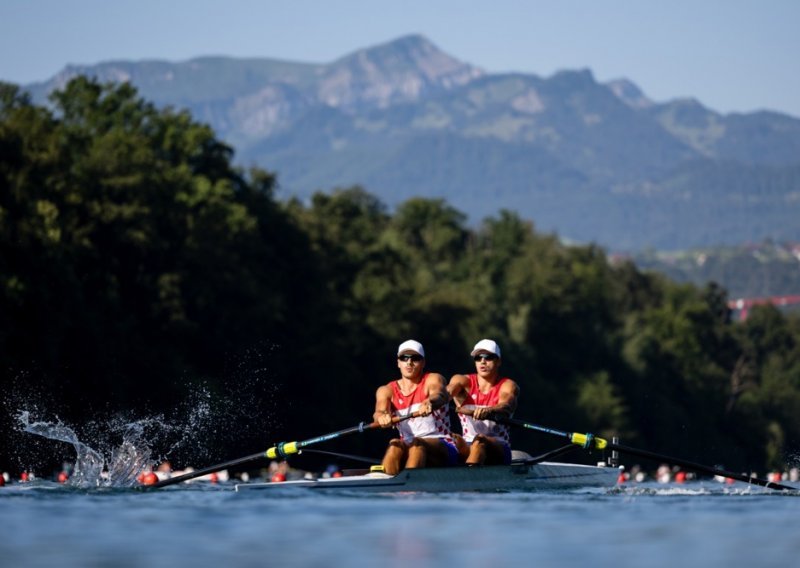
[2,79,799,474]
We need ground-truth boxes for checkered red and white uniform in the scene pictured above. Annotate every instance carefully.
[391,374,452,444]
[458,374,512,444]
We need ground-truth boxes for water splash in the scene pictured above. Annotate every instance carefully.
[16,411,136,487]
[6,345,283,485]
[11,383,249,487]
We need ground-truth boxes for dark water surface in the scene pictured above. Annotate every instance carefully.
[2,481,799,568]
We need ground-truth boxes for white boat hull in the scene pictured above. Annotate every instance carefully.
[235,461,619,493]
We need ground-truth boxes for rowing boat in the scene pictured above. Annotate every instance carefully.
[235,460,620,493]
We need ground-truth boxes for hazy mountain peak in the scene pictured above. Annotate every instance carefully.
[319,34,484,109]
[606,78,654,109]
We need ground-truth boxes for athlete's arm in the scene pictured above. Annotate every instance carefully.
[446,374,471,408]
[480,379,519,420]
[374,384,394,427]
[419,373,448,415]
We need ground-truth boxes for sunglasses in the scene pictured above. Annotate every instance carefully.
[473,353,498,362]
[398,354,424,362]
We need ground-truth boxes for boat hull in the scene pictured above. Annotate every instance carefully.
[235,461,619,493]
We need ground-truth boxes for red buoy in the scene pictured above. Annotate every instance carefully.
[57,471,69,484]
[139,472,158,486]
[270,472,286,483]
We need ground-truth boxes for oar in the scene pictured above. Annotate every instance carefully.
[516,444,579,466]
[296,449,381,465]
[505,417,794,491]
[455,408,579,467]
[147,414,412,489]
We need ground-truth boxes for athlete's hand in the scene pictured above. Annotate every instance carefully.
[473,407,495,420]
[417,400,433,416]
[377,412,394,428]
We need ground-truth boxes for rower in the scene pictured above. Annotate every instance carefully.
[373,340,460,475]
[448,339,520,466]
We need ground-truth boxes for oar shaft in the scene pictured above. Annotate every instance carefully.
[265,414,411,459]
[504,417,572,441]
[297,421,378,449]
[148,451,265,489]
[265,422,376,459]
[606,441,794,491]
[520,444,578,466]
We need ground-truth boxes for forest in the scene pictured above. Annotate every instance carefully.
[2,78,799,476]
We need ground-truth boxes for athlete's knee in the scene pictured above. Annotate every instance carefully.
[472,435,491,448]
[406,438,430,468]
[407,438,427,459]
[466,436,490,465]
[382,439,406,475]
[453,434,469,460]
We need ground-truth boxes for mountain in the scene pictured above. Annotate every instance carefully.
[628,241,800,301]
[23,35,800,251]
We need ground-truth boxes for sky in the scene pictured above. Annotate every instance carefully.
[2,0,799,117]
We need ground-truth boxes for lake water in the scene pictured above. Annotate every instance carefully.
[2,480,799,568]
[4,411,800,567]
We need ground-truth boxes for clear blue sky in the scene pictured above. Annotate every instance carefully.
[2,0,798,117]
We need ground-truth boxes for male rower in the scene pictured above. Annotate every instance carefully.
[374,339,460,475]
[448,339,519,465]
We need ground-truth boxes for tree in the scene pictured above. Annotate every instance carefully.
[1,78,327,454]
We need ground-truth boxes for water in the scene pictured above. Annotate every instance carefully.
[4,412,800,567]
[2,481,800,567]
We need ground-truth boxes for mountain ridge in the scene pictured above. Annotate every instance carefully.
[21,34,800,251]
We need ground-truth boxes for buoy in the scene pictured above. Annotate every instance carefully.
[20,472,29,482]
[209,472,219,484]
[617,472,626,484]
[332,471,343,478]
[140,472,158,486]
[57,471,69,484]
[0,475,5,487]
[270,472,286,483]
[675,471,687,483]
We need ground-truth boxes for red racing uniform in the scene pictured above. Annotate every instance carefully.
[390,374,459,464]
[457,374,512,462]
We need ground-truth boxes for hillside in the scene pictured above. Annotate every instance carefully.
[23,35,800,251]
[629,241,800,301]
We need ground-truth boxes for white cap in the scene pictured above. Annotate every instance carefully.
[470,339,501,358]
[397,339,425,357]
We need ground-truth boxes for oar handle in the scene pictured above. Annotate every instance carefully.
[456,406,516,422]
